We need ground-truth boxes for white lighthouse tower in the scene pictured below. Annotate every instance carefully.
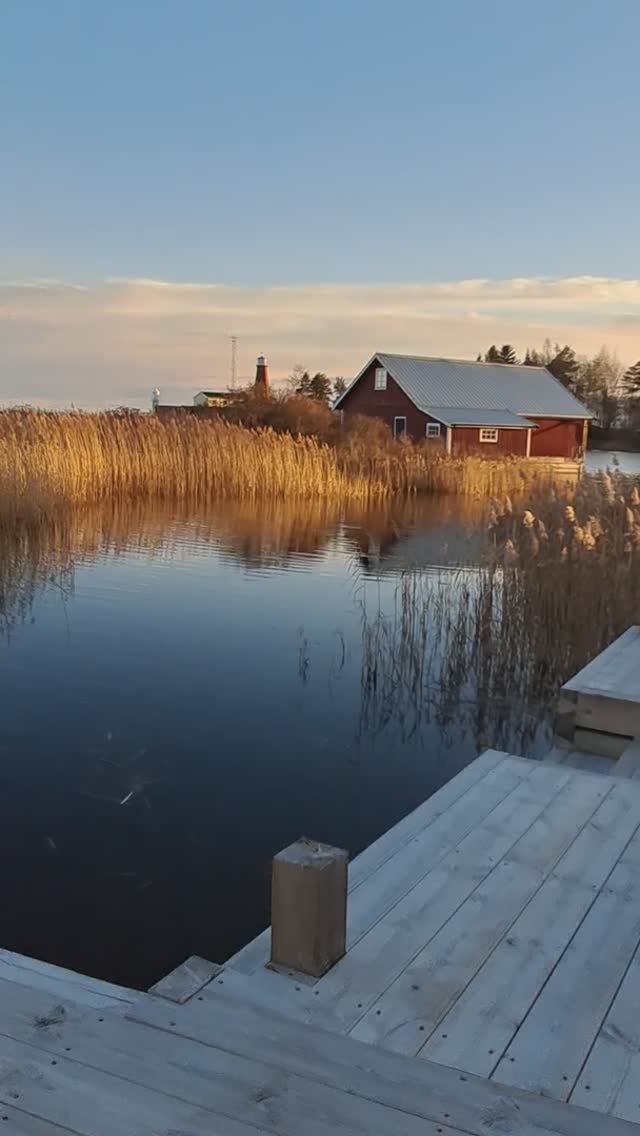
[151,388,160,412]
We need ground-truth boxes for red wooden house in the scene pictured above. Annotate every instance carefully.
[334,353,591,459]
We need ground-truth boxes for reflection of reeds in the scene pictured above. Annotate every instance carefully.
[358,471,640,753]
[0,408,579,521]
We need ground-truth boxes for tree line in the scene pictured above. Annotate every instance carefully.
[286,364,346,404]
[286,345,640,433]
[478,340,640,431]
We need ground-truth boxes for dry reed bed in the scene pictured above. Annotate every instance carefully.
[358,470,640,753]
[0,409,576,520]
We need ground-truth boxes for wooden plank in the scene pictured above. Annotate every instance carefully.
[614,738,640,779]
[562,751,617,774]
[348,750,515,892]
[226,749,510,975]
[0,1033,274,1136]
[149,955,223,1003]
[343,756,534,950]
[543,746,571,765]
[573,728,630,760]
[420,783,640,1077]
[0,1104,85,1135]
[494,835,640,1100]
[202,965,318,1018]
[571,948,640,1121]
[575,694,640,739]
[350,770,610,1055]
[296,764,572,1035]
[0,962,131,1012]
[0,950,136,1006]
[0,982,458,1136]
[564,627,640,701]
[130,989,640,1136]
[555,687,578,744]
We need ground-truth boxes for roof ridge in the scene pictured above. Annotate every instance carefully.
[378,351,548,371]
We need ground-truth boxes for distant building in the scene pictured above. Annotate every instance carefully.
[255,354,270,397]
[334,352,592,459]
[193,390,235,408]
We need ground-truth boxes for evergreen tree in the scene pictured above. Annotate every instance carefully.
[547,345,579,391]
[307,372,333,403]
[484,345,501,362]
[497,344,518,364]
[624,360,640,395]
[333,376,347,398]
[524,347,545,366]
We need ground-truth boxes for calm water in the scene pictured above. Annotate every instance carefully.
[585,449,640,474]
[1,451,638,989]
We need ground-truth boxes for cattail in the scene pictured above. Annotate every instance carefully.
[520,530,540,558]
[588,514,603,539]
[564,505,576,524]
[503,539,519,565]
[582,520,596,550]
[602,472,615,503]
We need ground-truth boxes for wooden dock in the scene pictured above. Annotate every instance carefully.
[2,632,640,1134]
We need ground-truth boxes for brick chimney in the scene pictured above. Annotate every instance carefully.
[255,354,270,397]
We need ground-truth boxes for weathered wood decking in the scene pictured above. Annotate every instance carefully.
[1,630,640,1134]
[556,625,640,757]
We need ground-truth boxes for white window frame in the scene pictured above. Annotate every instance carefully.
[374,367,387,391]
[393,416,407,438]
[479,427,499,443]
[426,422,441,438]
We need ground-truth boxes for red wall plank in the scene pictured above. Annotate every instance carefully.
[528,417,584,458]
[339,362,442,441]
[452,427,528,456]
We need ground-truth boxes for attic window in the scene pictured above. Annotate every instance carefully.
[479,428,499,443]
[374,367,387,391]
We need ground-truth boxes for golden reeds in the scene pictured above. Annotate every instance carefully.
[0,408,582,521]
[357,470,640,753]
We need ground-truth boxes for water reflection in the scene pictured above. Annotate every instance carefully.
[0,495,486,630]
[1,496,499,988]
[1,491,616,989]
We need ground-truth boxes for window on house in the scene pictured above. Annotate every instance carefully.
[393,416,407,438]
[374,367,387,391]
[426,422,441,438]
[479,428,499,443]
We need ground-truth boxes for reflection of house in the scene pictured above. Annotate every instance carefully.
[335,353,592,459]
[193,390,234,408]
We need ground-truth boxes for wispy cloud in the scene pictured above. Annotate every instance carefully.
[1,276,640,407]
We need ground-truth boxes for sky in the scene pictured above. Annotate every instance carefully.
[2,0,640,407]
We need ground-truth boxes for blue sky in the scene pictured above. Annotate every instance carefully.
[2,0,640,404]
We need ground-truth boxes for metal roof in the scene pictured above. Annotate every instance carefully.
[427,407,536,428]
[337,353,591,419]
